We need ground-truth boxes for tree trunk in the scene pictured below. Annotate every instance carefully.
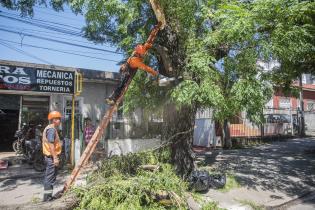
[163,104,196,178]
[299,75,306,137]
[156,25,196,177]
[222,119,232,149]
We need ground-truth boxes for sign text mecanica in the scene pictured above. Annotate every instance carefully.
[0,64,75,94]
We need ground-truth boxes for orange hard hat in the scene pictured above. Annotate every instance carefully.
[48,111,62,120]
[135,44,146,55]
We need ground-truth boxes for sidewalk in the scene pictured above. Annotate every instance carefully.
[201,137,315,210]
[0,152,92,207]
[0,152,67,206]
[0,152,42,181]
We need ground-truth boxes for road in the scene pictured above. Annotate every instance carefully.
[1,138,315,209]
[0,153,67,206]
[0,152,93,208]
[203,137,315,210]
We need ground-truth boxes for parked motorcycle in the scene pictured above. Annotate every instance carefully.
[27,137,46,172]
[13,124,67,171]
[13,124,44,171]
[12,123,28,154]
[22,124,47,171]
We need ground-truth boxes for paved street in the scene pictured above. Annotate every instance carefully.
[0,153,67,206]
[1,138,315,209]
[203,137,315,210]
[0,152,93,208]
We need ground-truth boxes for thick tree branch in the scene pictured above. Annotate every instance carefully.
[154,44,174,76]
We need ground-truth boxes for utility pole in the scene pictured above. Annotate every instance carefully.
[299,75,305,137]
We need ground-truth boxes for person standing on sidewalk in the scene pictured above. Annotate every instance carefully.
[42,111,62,202]
[83,117,95,146]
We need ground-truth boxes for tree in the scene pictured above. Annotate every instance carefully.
[2,0,313,176]
[200,0,314,141]
[79,0,271,161]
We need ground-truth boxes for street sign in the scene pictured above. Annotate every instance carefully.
[0,64,75,94]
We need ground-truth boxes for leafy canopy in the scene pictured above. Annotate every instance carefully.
[1,0,313,123]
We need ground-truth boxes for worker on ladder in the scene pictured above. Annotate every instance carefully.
[105,22,161,105]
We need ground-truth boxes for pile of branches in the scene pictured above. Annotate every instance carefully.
[72,149,190,210]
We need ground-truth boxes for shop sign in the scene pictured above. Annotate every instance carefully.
[0,64,75,94]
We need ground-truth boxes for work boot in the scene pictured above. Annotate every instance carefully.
[105,98,115,106]
[43,193,53,202]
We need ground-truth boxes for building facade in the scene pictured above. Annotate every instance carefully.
[0,59,119,151]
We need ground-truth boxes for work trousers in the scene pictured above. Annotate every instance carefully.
[109,67,136,101]
[43,156,58,201]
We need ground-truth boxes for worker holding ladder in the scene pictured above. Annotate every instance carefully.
[63,0,166,193]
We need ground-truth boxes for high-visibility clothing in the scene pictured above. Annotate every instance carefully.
[127,57,158,76]
[42,124,61,156]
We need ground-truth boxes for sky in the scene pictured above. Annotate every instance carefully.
[0,5,123,72]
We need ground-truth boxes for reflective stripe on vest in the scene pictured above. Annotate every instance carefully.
[42,124,62,156]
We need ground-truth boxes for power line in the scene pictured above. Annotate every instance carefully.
[0,38,120,62]
[0,11,114,48]
[0,28,123,54]
[0,13,83,37]
[33,7,84,22]
[0,10,82,30]
[0,25,111,47]
[0,41,52,64]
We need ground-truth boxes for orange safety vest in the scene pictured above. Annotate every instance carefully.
[42,124,62,156]
[127,56,158,77]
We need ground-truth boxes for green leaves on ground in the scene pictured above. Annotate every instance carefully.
[73,149,189,210]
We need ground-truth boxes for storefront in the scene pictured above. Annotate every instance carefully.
[0,59,119,152]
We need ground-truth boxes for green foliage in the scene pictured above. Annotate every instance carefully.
[73,149,190,210]
[123,71,167,114]
[90,149,171,180]
[0,0,77,16]
[211,0,315,80]
[172,36,272,124]
[201,201,226,210]
[219,173,241,193]
[75,164,187,210]
[2,0,313,144]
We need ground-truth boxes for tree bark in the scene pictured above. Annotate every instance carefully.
[155,25,196,177]
[155,25,186,78]
[222,119,232,149]
[298,75,305,137]
[163,104,196,178]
